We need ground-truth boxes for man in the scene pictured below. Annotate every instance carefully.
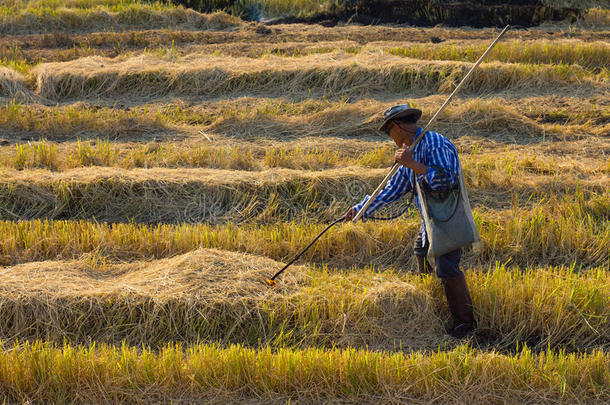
[344,103,476,339]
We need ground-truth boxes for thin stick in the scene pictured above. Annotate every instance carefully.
[265,217,344,286]
[352,24,510,222]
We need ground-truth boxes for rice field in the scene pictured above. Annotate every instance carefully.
[0,0,608,403]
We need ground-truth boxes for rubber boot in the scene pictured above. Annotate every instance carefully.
[441,274,476,339]
[416,255,433,275]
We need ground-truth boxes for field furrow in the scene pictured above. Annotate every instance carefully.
[0,96,607,143]
[0,164,607,222]
[27,54,608,102]
[0,248,607,350]
[3,38,610,73]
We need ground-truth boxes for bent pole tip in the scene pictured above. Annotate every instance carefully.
[265,278,277,287]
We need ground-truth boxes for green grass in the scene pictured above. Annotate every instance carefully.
[579,6,610,27]
[0,0,173,16]
[0,340,607,403]
[0,45,35,74]
[387,40,610,71]
[0,138,395,170]
[11,138,59,170]
[0,2,240,34]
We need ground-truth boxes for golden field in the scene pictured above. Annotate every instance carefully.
[0,1,607,403]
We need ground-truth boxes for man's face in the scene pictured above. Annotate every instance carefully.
[388,122,407,147]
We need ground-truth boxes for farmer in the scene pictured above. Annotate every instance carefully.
[343,103,476,339]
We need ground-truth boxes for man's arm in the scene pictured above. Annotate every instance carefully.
[395,147,428,175]
[395,138,459,191]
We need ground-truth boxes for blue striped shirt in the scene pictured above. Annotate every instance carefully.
[352,127,461,240]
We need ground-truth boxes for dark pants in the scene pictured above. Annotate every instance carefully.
[413,231,463,278]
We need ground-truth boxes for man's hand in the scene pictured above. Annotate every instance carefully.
[343,207,357,221]
[395,147,429,175]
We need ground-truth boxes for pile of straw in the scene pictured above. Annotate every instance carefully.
[0,67,33,102]
[31,52,606,100]
[0,248,444,349]
[0,164,606,223]
[0,7,243,35]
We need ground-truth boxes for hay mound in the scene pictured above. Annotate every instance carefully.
[0,67,34,102]
[0,248,304,300]
[0,248,447,349]
[32,52,604,101]
[0,7,243,35]
[0,165,383,223]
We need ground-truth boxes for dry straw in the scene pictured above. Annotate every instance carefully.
[204,98,565,141]
[0,248,445,350]
[2,96,606,143]
[0,247,606,352]
[0,164,606,224]
[0,165,376,223]
[0,4,243,34]
[0,67,34,102]
[31,52,608,101]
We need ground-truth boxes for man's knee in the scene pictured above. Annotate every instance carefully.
[435,248,463,278]
[412,233,462,277]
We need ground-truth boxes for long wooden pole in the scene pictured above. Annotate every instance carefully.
[264,25,510,287]
[352,25,510,222]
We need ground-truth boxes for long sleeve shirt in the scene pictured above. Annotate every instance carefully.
[352,127,461,241]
